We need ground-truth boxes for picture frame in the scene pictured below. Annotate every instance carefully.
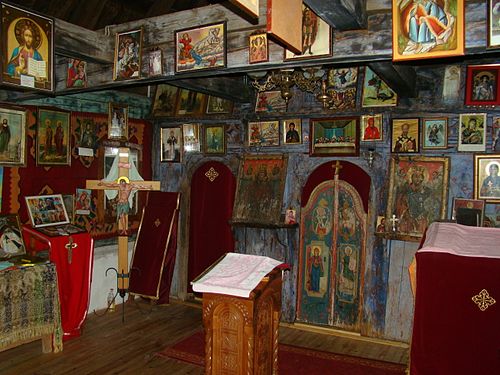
[375,215,386,233]
[108,102,129,141]
[152,84,178,117]
[62,194,74,223]
[175,21,226,73]
[75,188,92,215]
[229,0,259,19]
[0,105,27,166]
[160,127,183,162]
[66,58,87,88]
[176,88,206,116]
[25,194,70,228]
[488,0,500,48]
[203,124,226,155]
[232,154,288,225]
[465,64,500,106]
[147,47,163,77]
[282,118,302,144]
[361,114,383,142]
[361,67,398,107]
[310,117,359,156]
[391,0,464,62]
[422,118,448,150]
[248,121,280,147]
[182,123,201,153]
[492,116,500,151]
[452,197,485,226]
[206,96,233,114]
[255,91,287,113]
[285,209,297,225]
[387,156,450,240]
[284,5,332,61]
[249,32,268,64]
[458,113,486,152]
[326,68,358,110]
[0,214,25,259]
[0,2,54,92]
[113,27,143,80]
[391,118,419,153]
[474,154,500,203]
[37,108,71,166]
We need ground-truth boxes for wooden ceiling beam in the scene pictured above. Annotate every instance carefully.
[303,0,367,30]
[146,0,177,17]
[66,0,110,29]
[368,62,417,98]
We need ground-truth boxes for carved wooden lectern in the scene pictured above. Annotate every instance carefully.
[202,268,282,375]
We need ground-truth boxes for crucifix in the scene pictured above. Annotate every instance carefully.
[86,146,160,298]
[389,214,399,232]
[333,160,343,178]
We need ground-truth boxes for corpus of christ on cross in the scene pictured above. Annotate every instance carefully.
[86,146,160,297]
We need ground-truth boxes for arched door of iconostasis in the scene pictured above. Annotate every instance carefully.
[296,161,370,333]
[187,161,236,293]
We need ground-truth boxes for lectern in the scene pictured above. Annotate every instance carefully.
[201,268,282,375]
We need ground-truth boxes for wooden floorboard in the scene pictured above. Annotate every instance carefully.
[0,300,408,374]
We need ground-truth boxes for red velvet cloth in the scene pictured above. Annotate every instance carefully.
[410,251,500,374]
[301,161,370,212]
[129,191,180,304]
[157,331,407,374]
[21,226,94,340]
[187,161,235,293]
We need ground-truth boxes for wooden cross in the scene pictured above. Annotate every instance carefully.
[333,160,343,177]
[86,147,160,295]
[389,214,399,232]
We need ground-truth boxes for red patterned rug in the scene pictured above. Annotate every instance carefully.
[156,331,407,375]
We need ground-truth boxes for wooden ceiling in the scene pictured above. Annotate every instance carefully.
[7,0,217,30]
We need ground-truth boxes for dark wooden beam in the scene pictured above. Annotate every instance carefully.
[173,76,251,102]
[66,0,110,29]
[368,62,417,98]
[304,0,367,30]
[146,0,177,17]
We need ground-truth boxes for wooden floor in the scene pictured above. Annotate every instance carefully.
[0,300,409,375]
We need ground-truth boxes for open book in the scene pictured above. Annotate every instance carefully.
[191,253,283,298]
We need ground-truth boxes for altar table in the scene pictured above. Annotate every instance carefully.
[0,263,63,353]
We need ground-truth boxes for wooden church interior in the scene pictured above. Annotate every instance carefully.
[0,0,499,374]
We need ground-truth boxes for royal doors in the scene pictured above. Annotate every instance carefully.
[297,177,367,332]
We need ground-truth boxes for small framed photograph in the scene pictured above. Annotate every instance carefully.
[474,154,500,203]
[203,124,226,155]
[310,117,359,156]
[176,89,206,116]
[0,105,27,166]
[488,0,500,48]
[362,67,398,108]
[0,2,54,92]
[492,116,500,151]
[452,198,485,226]
[66,58,88,88]
[458,113,486,152]
[284,5,332,60]
[255,91,287,113]
[422,118,448,150]
[0,214,26,259]
[282,119,302,144]
[62,194,74,223]
[113,28,143,80]
[465,65,499,106]
[78,119,97,150]
[249,32,268,64]
[375,216,386,233]
[175,22,226,73]
[108,102,129,141]
[161,127,183,162]
[391,118,419,153]
[206,96,233,114]
[25,194,70,228]
[361,114,383,142]
[37,108,71,166]
[285,209,296,225]
[75,188,92,215]
[182,123,201,152]
[147,47,163,76]
[248,121,279,147]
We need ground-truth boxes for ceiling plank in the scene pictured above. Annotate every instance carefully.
[146,0,177,17]
[66,0,110,29]
[303,0,367,30]
[368,62,417,98]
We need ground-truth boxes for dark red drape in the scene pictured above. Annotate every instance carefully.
[188,161,235,292]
